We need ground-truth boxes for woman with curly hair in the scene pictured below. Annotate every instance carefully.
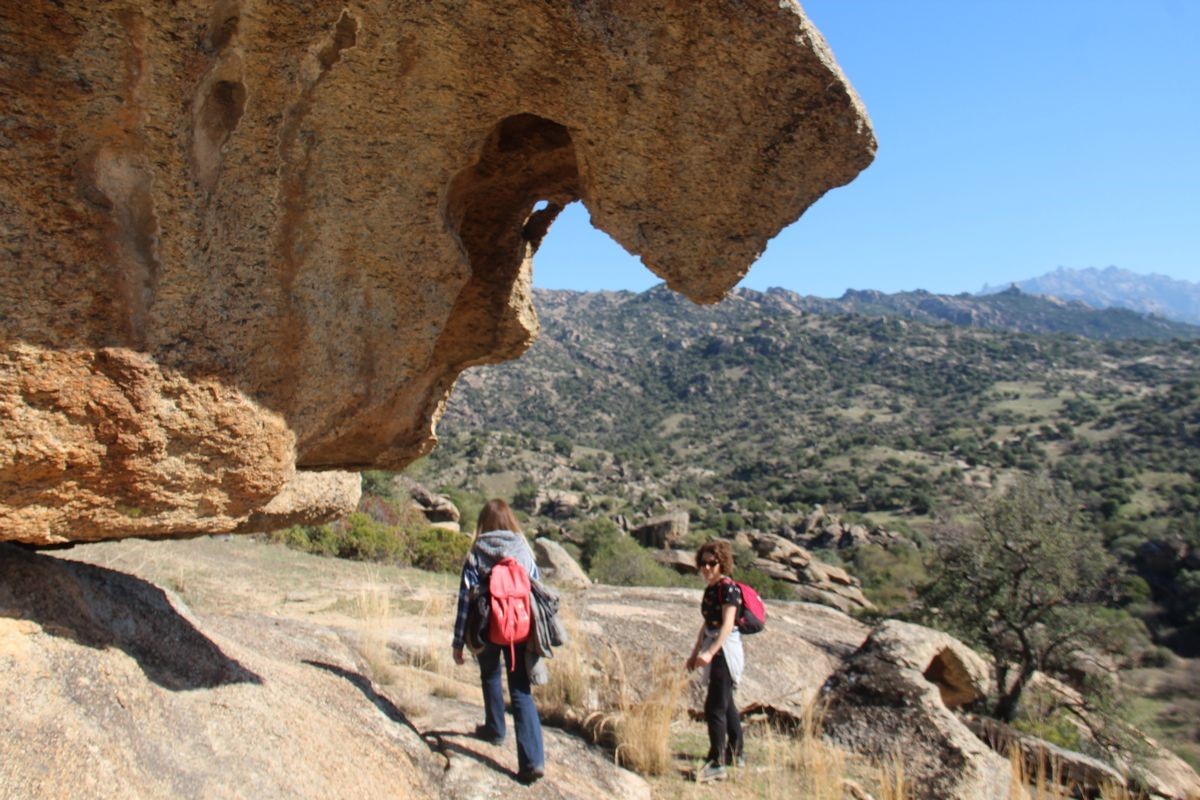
[685,538,744,783]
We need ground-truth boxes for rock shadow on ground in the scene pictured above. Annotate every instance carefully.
[0,543,260,690]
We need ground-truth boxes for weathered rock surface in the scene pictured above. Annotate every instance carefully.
[0,0,875,544]
[6,537,1194,799]
[533,536,592,590]
[966,715,1127,796]
[394,475,461,528]
[0,539,650,799]
[746,531,874,611]
[1023,672,1200,800]
[234,470,362,533]
[821,620,1018,800]
[631,511,689,549]
[578,583,871,721]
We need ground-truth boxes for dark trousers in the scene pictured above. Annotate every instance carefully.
[477,642,545,773]
[704,649,742,764]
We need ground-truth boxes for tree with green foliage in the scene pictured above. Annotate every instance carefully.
[512,475,540,513]
[920,476,1131,723]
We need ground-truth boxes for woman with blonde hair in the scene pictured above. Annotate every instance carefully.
[685,538,744,783]
[451,498,545,784]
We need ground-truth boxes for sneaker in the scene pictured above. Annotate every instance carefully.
[696,761,727,783]
[471,724,504,745]
[518,765,545,784]
[723,749,746,768]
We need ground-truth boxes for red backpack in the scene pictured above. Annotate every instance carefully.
[487,557,532,666]
[725,577,766,635]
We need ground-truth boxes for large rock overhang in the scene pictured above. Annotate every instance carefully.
[0,0,875,544]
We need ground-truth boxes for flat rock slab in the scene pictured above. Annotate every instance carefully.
[0,539,649,799]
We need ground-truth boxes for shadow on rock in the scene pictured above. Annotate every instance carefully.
[422,728,519,781]
[305,659,521,781]
[303,660,424,737]
[0,543,260,689]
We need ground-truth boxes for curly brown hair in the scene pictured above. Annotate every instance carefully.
[695,539,734,576]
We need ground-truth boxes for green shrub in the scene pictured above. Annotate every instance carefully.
[589,536,688,588]
[336,512,407,561]
[411,527,472,573]
[360,470,397,498]
[1012,708,1082,751]
[846,543,930,614]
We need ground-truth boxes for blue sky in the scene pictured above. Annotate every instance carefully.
[533,0,1200,298]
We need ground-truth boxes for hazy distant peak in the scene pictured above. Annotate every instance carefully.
[979,267,1200,326]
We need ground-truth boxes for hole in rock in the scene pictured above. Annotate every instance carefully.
[436,114,582,366]
[923,647,980,710]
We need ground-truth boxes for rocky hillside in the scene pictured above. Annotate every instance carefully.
[981,267,1200,326]
[792,285,1200,340]
[428,286,1200,649]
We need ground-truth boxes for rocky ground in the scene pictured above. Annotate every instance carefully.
[0,537,646,799]
[3,536,1197,800]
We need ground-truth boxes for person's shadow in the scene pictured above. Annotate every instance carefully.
[303,659,518,780]
[1,543,260,690]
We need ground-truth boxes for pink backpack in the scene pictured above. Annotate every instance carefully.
[724,577,766,635]
[487,557,532,666]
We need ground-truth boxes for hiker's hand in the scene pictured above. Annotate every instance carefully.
[685,654,697,671]
[453,647,465,666]
[695,650,714,667]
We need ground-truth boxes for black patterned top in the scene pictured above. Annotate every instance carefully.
[701,578,743,630]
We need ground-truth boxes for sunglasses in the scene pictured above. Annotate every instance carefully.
[699,559,720,568]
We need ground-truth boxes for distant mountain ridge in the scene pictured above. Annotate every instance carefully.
[771,283,1200,340]
[979,266,1200,326]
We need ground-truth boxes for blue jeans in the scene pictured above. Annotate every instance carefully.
[477,642,545,773]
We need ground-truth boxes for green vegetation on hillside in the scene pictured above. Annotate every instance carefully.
[426,286,1200,653]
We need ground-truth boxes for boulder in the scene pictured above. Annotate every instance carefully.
[538,490,582,521]
[652,548,700,576]
[844,524,872,548]
[394,477,461,525]
[532,537,591,590]
[631,512,689,550]
[966,716,1127,796]
[821,620,1016,800]
[744,532,873,611]
[749,532,811,565]
[1024,672,1200,800]
[0,0,874,543]
[234,471,362,533]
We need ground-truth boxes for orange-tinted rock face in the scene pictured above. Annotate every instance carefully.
[0,0,875,543]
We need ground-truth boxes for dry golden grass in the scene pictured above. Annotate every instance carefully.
[1008,746,1139,800]
[533,611,686,776]
[735,701,908,800]
[600,649,688,776]
[534,608,592,713]
[355,575,399,685]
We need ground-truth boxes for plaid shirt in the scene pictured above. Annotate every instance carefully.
[451,554,541,649]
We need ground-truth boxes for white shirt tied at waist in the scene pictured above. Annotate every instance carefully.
[700,627,744,687]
